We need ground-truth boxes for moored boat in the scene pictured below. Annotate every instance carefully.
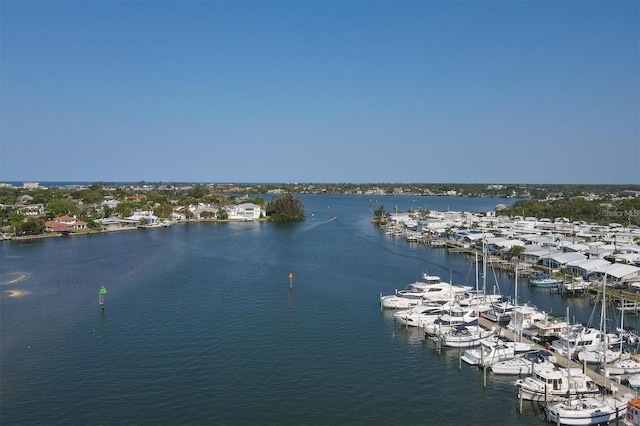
[514,364,600,402]
[461,337,533,367]
[482,300,518,323]
[550,324,608,357]
[624,398,640,425]
[562,277,591,292]
[393,304,446,328]
[529,273,563,288]
[490,350,557,375]
[545,394,630,425]
[607,357,640,376]
[423,305,480,336]
[380,274,471,309]
[439,325,495,348]
[576,346,621,364]
[628,374,640,389]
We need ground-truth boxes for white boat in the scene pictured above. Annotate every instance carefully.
[529,273,563,288]
[439,325,495,348]
[550,325,609,357]
[490,350,557,375]
[423,306,480,336]
[521,314,569,345]
[624,399,640,425]
[545,394,630,425]
[507,304,548,335]
[461,337,534,367]
[607,357,640,375]
[457,291,503,312]
[544,275,631,426]
[629,374,640,389]
[576,346,621,364]
[392,304,446,328]
[576,275,622,364]
[380,275,471,309]
[562,277,591,292]
[482,300,518,323]
[515,364,600,402]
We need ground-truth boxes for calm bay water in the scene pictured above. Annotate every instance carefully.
[1,195,629,425]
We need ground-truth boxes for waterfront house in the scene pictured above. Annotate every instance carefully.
[417,219,448,234]
[94,217,139,230]
[486,237,525,250]
[565,258,611,279]
[522,247,562,266]
[45,220,72,233]
[597,263,640,284]
[51,215,87,230]
[193,207,218,219]
[225,203,264,221]
[170,212,185,221]
[127,211,159,225]
[544,252,588,270]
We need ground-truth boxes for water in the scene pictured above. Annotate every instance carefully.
[0,195,630,425]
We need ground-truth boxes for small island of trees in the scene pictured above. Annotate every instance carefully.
[265,193,305,222]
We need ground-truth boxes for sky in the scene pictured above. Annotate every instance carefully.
[1,1,638,185]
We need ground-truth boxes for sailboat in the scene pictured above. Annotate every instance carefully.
[545,272,632,425]
[576,281,621,364]
[544,395,630,425]
[434,248,495,348]
[529,237,563,288]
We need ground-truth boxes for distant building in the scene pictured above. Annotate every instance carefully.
[45,215,88,232]
[226,203,264,221]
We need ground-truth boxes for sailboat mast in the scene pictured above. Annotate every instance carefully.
[514,262,518,307]
[482,238,487,298]
[475,252,479,295]
[602,271,608,393]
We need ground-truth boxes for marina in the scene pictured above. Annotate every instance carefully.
[2,194,640,425]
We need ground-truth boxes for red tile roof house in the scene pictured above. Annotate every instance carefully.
[45,216,88,233]
[45,220,72,233]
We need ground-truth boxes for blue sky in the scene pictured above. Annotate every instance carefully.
[1,1,638,184]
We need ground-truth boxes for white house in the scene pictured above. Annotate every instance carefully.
[598,263,640,284]
[545,252,588,270]
[565,259,611,279]
[128,211,160,225]
[226,203,264,221]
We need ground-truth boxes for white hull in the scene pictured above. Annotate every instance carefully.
[490,351,557,375]
[607,359,640,375]
[577,348,621,364]
[440,326,494,348]
[545,395,629,425]
[515,366,600,402]
[380,296,422,309]
[461,338,533,366]
[628,374,640,389]
[492,359,555,376]
[393,305,445,328]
